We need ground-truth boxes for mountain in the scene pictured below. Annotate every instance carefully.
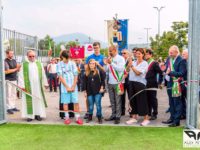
[53,33,107,48]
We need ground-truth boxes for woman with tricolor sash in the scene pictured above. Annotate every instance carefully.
[126,48,150,126]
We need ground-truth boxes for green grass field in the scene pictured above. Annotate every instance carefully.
[0,123,198,150]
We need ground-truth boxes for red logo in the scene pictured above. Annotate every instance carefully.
[87,45,93,51]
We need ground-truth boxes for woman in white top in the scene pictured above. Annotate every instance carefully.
[126,48,150,126]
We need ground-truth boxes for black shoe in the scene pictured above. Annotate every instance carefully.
[84,113,89,119]
[7,109,14,114]
[86,114,92,123]
[180,116,186,120]
[105,116,116,121]
[162,119,173,124]
[35,115,42,121]
[98,117,103,124]
[150,115,157,120]
[168,123,180,127]
[27,118,33,122]
[121,111,125,116]
[12,108,20,112]
[114,118,120,124]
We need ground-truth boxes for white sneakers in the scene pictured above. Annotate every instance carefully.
[126,118,150,126]
[126,118,138,125]
[140,120,150,126]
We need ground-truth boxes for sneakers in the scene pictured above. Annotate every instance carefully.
[64,119,71,125]
[140,120,150,126]
[12,108,20,112]
[126,118,138,125]
[76,118,83,125]
[7,109,14,114]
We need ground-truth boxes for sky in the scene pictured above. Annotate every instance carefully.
[2,0,188,44]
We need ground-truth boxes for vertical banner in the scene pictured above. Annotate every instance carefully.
[84,44,94,58]
[70,46,85,59]
[107,19,128,54]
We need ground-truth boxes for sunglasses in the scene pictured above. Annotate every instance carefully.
[122,53,127,55]
[28,55,35,58]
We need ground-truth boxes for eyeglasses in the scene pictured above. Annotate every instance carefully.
[89,63,95,65]
[122,53,127,55]
[28,55,35,58]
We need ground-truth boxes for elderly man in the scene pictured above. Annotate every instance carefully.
[104,45,125,124]
[181,49,188,120]
[162,45,187,127]
[18,50,48,122]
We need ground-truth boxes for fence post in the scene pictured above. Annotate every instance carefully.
[186,0,200,129]
[0,0,6,124]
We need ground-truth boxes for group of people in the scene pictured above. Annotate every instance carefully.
[4,42,189,127]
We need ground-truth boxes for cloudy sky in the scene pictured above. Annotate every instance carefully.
[2,0,188,43]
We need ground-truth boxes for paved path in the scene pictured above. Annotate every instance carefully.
[7,87,186,127]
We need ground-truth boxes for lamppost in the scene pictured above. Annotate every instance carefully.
[144,28,151,48]
[153,6,165,37]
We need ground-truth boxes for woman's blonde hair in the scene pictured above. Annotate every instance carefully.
[85,59,98,76]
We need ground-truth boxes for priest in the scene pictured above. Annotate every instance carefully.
[18,50,48,122]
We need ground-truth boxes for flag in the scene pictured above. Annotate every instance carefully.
[48,40,52,57]
[70,46,85,59]
[85,44,94,58]
[107,19,128,54]
[107,20,115,46]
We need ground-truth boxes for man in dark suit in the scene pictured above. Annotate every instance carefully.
[145,49,163,120]
[162,45,187,127]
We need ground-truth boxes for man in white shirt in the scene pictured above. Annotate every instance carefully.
[47,58,57,92]
[104,45,125,124]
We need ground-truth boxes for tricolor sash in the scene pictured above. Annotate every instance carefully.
[23,61,47,115]
[169,58,182,97]
[109,64,124,95]
[147,58,155,71]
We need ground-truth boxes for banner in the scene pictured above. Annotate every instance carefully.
[70,46,85,59]
[84,44,94,58]
[107,19,128,54]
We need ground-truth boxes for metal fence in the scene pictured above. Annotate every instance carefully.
[3,28,37,62]
[2,28,50,64]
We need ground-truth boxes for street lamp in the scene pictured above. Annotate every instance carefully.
[153,6,165,37]
[144,28,151,48]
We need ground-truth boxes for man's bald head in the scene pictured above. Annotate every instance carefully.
[27,50,36,62]
[108,45,118,57]
[182,49,188,60]
[169,45,180,58]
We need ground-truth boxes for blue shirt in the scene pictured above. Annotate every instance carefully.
[86,54,104,66]
[57,61,78,94]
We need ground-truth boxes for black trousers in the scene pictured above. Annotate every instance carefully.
[129,81,148,116]
[181,86,187,117]
[146,90,158,116]
[121,81,129,113]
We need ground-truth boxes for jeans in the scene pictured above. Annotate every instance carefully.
[87,94,102,117]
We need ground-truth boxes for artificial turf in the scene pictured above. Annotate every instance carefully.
[0,123,198,150]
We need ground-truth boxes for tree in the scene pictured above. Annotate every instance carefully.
[38,35,56,56]
[150,21,188,59]
[100,48,108,57]
[66,41,80,49]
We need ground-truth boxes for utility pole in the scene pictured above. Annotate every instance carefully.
[153,6,165,37]
[144,28,151,48]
